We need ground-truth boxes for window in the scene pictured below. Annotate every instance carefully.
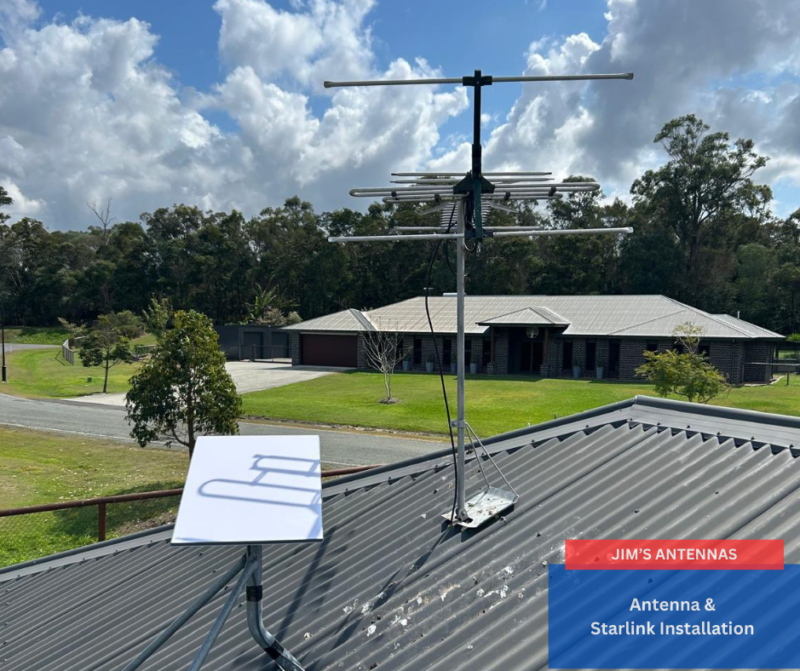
[562,341,573,371]
[443,338,452,366]
[586,342,597,371]
[413,338,422,365]
[699,343,711,358]
[465,339,472,367]
[482,337,492,366]
[645,342,658,352]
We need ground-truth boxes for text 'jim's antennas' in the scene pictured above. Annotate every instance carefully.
[327,69,634,529]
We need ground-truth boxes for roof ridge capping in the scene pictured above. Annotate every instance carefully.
[661,296,767,338]
[349,308,376,331]
[632,395,800,432]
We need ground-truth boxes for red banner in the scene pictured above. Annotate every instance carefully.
[565,539,784,570]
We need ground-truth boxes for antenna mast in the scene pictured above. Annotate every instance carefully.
[327,69,634,527]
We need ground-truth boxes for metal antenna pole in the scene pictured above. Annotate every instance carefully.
[1,298,6,383]
[455,200,468,520]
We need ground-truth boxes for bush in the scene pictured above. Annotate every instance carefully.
[636,349,728,403]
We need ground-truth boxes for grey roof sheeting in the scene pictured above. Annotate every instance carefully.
[477,306,569,327]
[3,396,800,670]
[284,295,783,339]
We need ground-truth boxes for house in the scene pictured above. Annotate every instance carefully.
[283,295,782,384]
[214,324,290,361]
[3,397,800,670]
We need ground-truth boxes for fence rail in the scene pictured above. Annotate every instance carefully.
[0,464,380,568]
[61,338,75,365]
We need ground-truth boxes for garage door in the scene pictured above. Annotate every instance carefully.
[301,334,357,367]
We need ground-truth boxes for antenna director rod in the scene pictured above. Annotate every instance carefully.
[329,233,465,243]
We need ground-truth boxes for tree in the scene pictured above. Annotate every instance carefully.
[362,323,405,404]
[244,284,301,326]
[77,310,143,393]
[635,323,728,403]
[0,186,12,225]
[87,198,115,246]
[142,297,173,337]
[126,310,241,457]
[631,115,770,306]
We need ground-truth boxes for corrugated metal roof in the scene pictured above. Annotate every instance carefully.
[711,312,783,339]
[3,396,800,670]
[285,295,783,339]
[477,306,569,327]
[285,308,374,333]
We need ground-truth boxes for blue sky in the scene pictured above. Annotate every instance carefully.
[32,0,608,136]
[1,0,799,228]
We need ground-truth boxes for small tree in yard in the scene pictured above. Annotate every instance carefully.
[363,325,405,404]
[126,310,241,457]
[636,323,728,403]
[142,297,173,337]
[77,311,143,393]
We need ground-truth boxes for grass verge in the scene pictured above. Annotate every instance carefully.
[1,347,140,398]
[241,370,800,437]
[0,426,189,567]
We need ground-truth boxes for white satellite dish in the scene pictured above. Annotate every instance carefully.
[127,435,318,671]
[172,435,323,545]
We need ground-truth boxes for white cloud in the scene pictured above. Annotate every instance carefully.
[430,0,800,205]
[2,0,800,228]
[214,0,375,93]
[0,0,467,227]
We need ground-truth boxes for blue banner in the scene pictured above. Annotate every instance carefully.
[548,564,800,669]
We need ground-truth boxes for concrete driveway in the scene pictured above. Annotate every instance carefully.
[65,361,349,406]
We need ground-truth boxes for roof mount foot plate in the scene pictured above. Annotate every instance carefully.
[442,487,518,529]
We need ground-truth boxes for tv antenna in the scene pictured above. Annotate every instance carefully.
[326,69,634,528]
[123,436,321,671]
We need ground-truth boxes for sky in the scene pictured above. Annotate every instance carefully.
[1,0,800,229]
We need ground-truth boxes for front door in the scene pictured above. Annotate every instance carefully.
[520,340,544,374]
[608,341,621,377]
[520,341,532,373]
[532,341,543,373]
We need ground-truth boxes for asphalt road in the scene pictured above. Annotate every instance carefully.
[0,392,444,467]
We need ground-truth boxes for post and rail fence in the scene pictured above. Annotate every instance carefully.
[61,338,75,365]
[0,464,379,568]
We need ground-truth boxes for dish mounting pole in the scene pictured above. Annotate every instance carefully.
[122,545,305,671]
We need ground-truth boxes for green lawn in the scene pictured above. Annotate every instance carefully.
[3,325,71,345]
[0,426,189,566]
[241,370,800,437]
[2,347,141,398]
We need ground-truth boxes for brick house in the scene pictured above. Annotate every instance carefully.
[283,295,783,384]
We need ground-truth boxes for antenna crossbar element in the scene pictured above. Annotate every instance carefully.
[324,72,633,88]
[392,171,553,177]
[329,232,465,243]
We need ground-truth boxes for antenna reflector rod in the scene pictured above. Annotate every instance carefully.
[325,73,633,88]
[491,227,634,238]
[324,77,462,88]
